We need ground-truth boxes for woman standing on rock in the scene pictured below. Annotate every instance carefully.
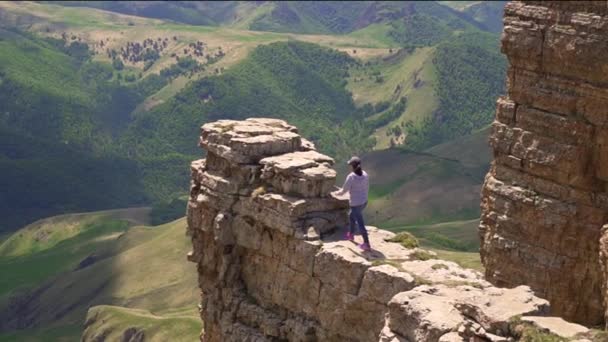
[334,156,371,251]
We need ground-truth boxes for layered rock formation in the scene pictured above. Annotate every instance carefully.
[187,118,561,341]
[480,1,608,326]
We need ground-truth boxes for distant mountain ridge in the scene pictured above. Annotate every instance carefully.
[49,1,505,36]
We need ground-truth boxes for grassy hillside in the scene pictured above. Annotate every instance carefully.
[0,325,81,342]
[333,127,491,270]
[346,46,439,149]
[81,305,199,342]
[393,219,480,252]
[385,218,482,271]
[51,1,501,38]
[50,1,242,26]
[0,28,103,148]
[0,4,387,232]
[249,2,370,34]
[0,210,197,341]
[345,30,505,151]
[460,1,506,33]
[342,127,490,241]
[404,31,505,150]
[0,28,170,149]
[0,209,151,301]
[0,208,149,258]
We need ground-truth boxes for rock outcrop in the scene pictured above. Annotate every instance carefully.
[480,1,608,326]
[187,118,557,341]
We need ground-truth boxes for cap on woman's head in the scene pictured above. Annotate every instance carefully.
[347,156,361,166]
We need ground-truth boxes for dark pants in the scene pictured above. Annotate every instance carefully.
[349,202,369,244]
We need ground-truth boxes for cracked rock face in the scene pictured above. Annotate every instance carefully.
[480,1,608,326]
[386,285,548,342]
[187,118,559,341]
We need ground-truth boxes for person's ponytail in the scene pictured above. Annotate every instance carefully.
[354,165,363,176]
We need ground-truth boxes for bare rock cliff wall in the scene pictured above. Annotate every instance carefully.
[480,0,608,326]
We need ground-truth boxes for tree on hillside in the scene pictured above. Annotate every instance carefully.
[112,58,124,70]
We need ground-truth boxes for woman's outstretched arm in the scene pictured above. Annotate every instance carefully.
[333,174,352,196]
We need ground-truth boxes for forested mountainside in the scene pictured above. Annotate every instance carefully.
[0,1,505,233]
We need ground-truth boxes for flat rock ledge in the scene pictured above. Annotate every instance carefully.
[187,118,578,341]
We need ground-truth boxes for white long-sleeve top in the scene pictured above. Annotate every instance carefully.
[336,171,369,207]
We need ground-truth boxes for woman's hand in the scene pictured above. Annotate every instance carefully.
[331,188,348,199]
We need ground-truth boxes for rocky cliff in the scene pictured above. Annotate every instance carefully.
[480,1,608,326]
[185,118,589,342]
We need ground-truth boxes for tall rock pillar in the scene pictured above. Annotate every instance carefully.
[185,118,350,341]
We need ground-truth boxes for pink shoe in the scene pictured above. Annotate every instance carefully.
[359,243,371,251]
[344,232,354,241]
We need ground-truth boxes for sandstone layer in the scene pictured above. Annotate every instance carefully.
[480,1,608,326]
[187,118,559,341]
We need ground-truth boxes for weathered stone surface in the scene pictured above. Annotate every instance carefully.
[387,285,549,342]
[601,225,608,327]
[260,151,336,197]
[200,119,302,164]
[379,324,409,342]
[323,225,425,261]
[480,0,608,326]
[388,287,465,341]
[188,118,555,341]
[233,193,349,236]
[520,316,589,339]
[313,245,371,295]
[359,265,415,304]
[438,332,465,342]
[399,259,489,287]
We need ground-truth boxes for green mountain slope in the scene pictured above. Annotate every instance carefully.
[51,1,502,39]
[403,31,505,149]
[0,28,192,232]
[0,127,148,233]
[0,28,166,150]
[49,1,244,26]
[124,41,375,160]
[461,1,506,33]
[1,23,379,231]
[346,46,439,149]
[0,28,100,147]
[81,305,200,342]
[0,210,198,341]
[345,30,505,150]
[350,127,491,228]
[248,1,370,34]
[333,127,491,270]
